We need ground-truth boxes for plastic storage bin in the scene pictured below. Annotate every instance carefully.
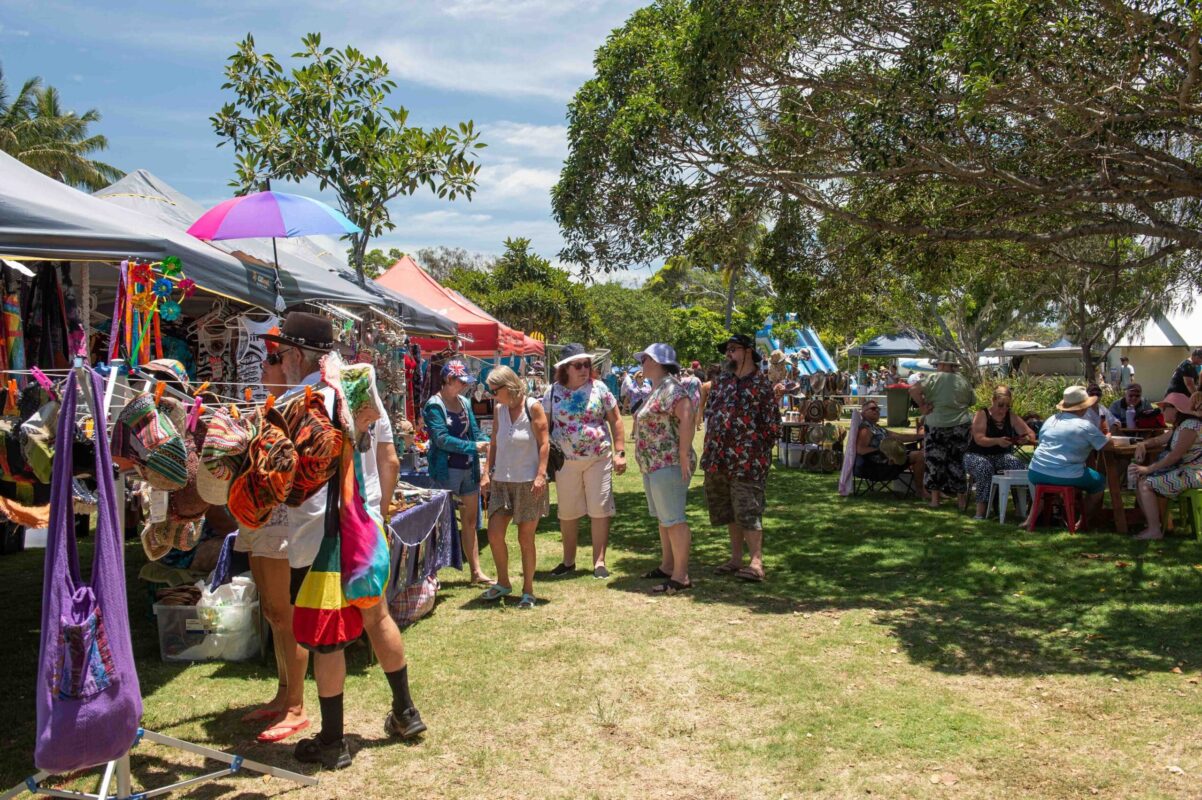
[154,600,261,662]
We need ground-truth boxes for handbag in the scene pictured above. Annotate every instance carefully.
[545,388,565,482]
[292,469,364,654]
[35,368,142,774]
[339,436,390,608]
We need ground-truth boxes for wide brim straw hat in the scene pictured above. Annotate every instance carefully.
[880,438,908,466]
[1057,385,1098,412]
[1158,392,1200,417]
[769,349,786,364]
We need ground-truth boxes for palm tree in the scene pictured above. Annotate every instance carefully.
[0,64,122,190]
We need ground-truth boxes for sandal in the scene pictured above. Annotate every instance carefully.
[480,584,512,601]
[517,593,537,609]
[256,718,311,743]
[736,566,765,582]
[713,563,741,575]
[651,579,692,595]
[642,567,671,580]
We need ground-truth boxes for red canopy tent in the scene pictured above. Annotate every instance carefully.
[376,256,525,355]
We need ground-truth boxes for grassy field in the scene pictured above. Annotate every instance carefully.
[4,419,1202,798]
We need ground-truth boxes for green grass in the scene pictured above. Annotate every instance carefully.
[4,418,1202,798]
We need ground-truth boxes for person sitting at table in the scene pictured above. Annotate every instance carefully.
[1083,383,1112,434]
[1025,385,1111,528]
[963,386,1036,520]
[1130,392,1202,541]
[854,400,927,499]
[1108,383,1164,430]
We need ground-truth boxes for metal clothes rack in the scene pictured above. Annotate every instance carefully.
[1,358,317,800]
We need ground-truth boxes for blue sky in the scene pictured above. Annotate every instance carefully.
[0,0,651,277]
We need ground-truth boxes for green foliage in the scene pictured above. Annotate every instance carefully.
[0,63,121,190]
[974,373,1116,420]
[668,306,728,366]
[354,246,403,280]
[576,282,672,365]
[443,238,587,342]
[413,245,495,283]
[212,33,484,282]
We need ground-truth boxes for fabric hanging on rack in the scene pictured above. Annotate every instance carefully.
[4,288,26,377]
[235,313,279,402]
[194,307,232,393]
[59,265,87,358]
[35,368,142,774]
[22,263,71,370]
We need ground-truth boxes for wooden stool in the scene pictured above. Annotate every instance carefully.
[1028,485,1082,532]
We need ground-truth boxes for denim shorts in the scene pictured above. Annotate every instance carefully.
[643,465,689,527]
[437,466,480,497]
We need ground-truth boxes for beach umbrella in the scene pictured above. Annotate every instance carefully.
[188,190,361,310]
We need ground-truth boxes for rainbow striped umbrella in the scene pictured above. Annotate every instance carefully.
[187,190,360,241]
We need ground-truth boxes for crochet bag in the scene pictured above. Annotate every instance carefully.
[35,368,142,773]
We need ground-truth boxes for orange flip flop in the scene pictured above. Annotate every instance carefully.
[256,718,311,743]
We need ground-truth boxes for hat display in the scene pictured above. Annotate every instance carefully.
[718,334,762,362]
[634,343,680,369]
[260,311,342,353]
[1056,385,1098,412]
[168,450,210,522]
[769,349,786,364]
[805,399,826,422]
[810,371,827,395]
[934,351,960,367]
[198,409,255,505]
[141,359,192,395]
[279,388,343,506]
[553,343,595,370]
[141,519,175,561]
[1158,392,1200,418]
[879,437,908,466]
[113,393,189,491]
[227,407,297,530]
[824,398,841,421]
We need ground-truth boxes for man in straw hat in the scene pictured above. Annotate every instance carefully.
[1025,385,1112,528]
[703,334,781,582]
[239,312,423,767]
[1129,391,1202,540]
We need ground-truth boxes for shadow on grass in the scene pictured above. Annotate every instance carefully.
[603,466,1202,679]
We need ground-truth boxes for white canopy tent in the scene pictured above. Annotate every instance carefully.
[1112,304,1202,393]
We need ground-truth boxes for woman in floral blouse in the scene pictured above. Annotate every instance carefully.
[543,344,627,579]
[632,343,695,594]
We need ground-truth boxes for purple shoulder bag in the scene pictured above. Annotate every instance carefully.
[35,368,142,773]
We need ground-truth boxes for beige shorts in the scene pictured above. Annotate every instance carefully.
[553,456,615,521]
[233,526,290,559]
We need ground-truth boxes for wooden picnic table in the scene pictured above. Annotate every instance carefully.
[1098,439,1165,533]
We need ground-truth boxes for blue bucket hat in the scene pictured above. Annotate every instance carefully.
[634,343,680,369]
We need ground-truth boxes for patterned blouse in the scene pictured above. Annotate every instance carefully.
[701,368,781,482]
[543,380,618,460]
[634,377,695,473]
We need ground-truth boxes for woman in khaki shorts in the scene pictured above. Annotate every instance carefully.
[480,366,550,609]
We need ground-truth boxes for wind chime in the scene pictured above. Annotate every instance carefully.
[108,257,197,368]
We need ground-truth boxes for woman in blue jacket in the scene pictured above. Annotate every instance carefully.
[423,360,491,584]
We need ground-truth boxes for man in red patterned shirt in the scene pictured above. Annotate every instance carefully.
[702,334,782,582]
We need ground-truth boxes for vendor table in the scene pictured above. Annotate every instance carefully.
[400,470,484,529]
[1100,440,1165,533]
[386,489,462,589]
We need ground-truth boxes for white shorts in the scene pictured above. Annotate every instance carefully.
[233,526,290,560]
[554,456,615,521]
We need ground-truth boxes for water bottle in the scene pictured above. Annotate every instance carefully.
[1126,407,1136,429]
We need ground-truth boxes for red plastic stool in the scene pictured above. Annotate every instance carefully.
[1027,485,1082,532]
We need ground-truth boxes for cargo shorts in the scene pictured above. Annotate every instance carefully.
[703,470,766,530]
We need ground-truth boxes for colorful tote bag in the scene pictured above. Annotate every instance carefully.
[293,471,364,653]
[339,437,390,608]
[35,369,142,773]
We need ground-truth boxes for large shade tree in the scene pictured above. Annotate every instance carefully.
[213,34,485,284]
[0,64,121,190]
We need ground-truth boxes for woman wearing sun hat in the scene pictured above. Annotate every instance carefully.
[543,343,626,579]
[1130,391,1202,540]
[632,343,695,594]
[423,359,492,585]
[908,352,975,509]
[1025,385,1111,527]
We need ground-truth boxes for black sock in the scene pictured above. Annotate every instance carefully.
[385,665,414,715]
[317,693,344,744]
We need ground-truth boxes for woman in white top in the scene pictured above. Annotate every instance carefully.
[480,366,550,608]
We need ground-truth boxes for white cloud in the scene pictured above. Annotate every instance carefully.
[485,122,567,161]
[476,160,559,205]
[0,24,31,37]
[410,210,493,225]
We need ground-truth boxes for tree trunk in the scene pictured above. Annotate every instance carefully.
[351,234,369,286]
[724,268,737,330]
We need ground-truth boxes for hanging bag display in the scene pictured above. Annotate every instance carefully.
[35,368,142,773]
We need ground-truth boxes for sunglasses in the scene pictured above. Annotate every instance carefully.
[266,350,286,366]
